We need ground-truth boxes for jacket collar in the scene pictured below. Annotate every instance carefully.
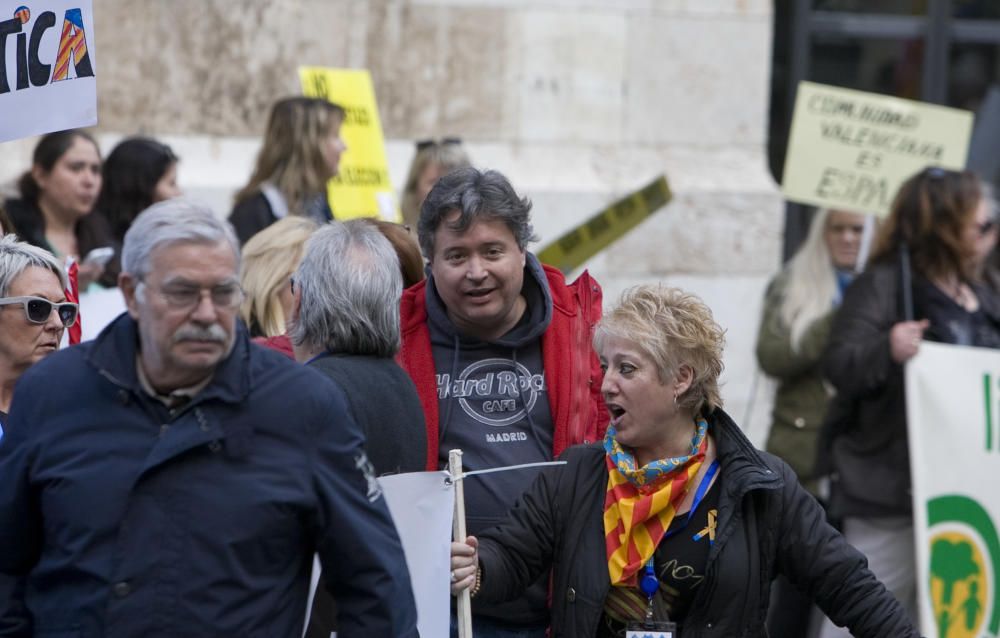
[709,407,783,494]
[85,313,253,405]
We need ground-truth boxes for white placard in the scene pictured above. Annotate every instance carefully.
[305,471,453,638]
[0,0,97,142]
[77,285,125,342]
[906,342,1000,638]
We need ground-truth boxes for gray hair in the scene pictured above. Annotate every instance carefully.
[290,220,403,358]
[122,198,240,279]
[0,234,67,295]
[417,166,536,258]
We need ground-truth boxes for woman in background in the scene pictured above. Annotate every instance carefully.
[399,138,470,233]
[755,208,867,637]
[366,219,425,288]
[757,208,867,494]
[818,167,1000,637]
[5,130,113,289]
[239,216,319,346]
[229,97,346,245]
[95,136,181,287]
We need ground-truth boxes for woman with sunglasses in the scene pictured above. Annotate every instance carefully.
[229,97,346,245]
[400,137,470,233]
[817,167,1000,637]
[0,235,77,435]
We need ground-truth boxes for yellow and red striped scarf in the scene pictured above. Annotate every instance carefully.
[602,421,708,586]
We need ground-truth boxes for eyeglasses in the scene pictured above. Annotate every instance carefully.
[140,281,243,311]
[415,137,462,151]
[0,296,78,327]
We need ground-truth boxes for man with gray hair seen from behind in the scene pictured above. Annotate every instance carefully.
[291,219,427,638]
[0,235,77,437]
[0,199,419,637]
[398,166,607,636]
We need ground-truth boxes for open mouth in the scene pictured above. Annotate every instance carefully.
[607,403,626,425]
[465,288,495,299]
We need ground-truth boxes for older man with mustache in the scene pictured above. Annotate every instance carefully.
[0,199,418,637]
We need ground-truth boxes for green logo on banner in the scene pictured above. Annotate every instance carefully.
[928,495,1000,637]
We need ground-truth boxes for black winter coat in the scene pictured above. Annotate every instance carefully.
[475,409,919,638]
[822,258,1000,518]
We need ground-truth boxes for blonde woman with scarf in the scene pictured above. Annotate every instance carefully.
[449,285,917,638]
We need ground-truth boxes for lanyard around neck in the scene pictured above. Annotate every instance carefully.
[639,459,720,601]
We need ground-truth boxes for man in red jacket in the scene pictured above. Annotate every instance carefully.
[398,166,606,637]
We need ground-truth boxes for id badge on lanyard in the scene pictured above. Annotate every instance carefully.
[626,619,677,637]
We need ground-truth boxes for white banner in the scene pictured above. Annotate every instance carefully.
[906,342,1000,638]
[305,471,454,638]
[0,0,97,142]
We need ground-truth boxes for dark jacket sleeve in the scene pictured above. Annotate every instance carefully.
[228,193,276,246]
[0,398,42,636]
[309,386,418,638]
[772,461,919,637]
[822,266,897,400]
[475,455,566,602]
[756,273,834,380]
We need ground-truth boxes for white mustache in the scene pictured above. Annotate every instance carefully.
[172,324,228,344]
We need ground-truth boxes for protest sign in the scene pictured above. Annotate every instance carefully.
[299,67,396,221]
[906,342,1000,638]
[783,82,973,217]
[537,175,672,273]
[0,0,96,142]
[305,471,453,638]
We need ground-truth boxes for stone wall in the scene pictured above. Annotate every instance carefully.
[0,0,783,442]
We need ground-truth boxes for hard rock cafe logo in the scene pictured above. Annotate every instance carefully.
[436,358,546,427]
[927,495,1000,638]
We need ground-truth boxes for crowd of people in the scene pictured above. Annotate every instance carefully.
[0,92,994,637]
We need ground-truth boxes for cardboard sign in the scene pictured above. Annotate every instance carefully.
[305,472,453,638]
[782,82,973,217]
[299,67,396,221]
[537,175,672,273]
[0,1,96,142]
[906,342,1000,638]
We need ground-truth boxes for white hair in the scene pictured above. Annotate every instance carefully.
[121,198,239,279]
[0,234,67,294]
[290,220,403,358]
[780,209,840,352]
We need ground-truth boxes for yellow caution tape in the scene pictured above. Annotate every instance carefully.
[537,175,672,273]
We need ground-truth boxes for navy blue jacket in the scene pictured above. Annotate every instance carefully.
[0,314,418,637]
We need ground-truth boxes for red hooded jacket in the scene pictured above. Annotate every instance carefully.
[398,263,608,471]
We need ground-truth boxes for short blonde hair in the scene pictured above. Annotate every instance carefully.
[594,285,725,415]
[239,216,319,337]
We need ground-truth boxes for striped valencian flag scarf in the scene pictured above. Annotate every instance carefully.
[602,418,709,586]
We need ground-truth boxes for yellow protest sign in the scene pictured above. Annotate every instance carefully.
[782,81,974,217]
[537,175,671,273]
[299,67,396,220]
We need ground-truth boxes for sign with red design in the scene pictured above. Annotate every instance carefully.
[0,1,96,142]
